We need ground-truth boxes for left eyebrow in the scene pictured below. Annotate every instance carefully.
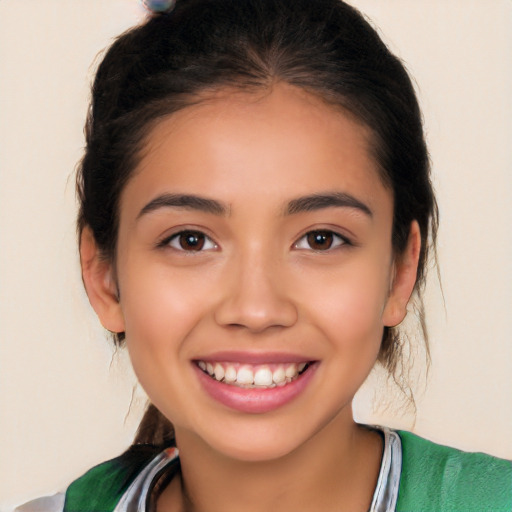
[285,192,373,217]
[137,193,229,219]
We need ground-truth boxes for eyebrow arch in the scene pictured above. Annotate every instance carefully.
[137,193,229,218]
[285,192,373,217]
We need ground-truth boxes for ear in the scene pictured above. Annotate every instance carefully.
[382,221,421,328]
[80,227,125,333]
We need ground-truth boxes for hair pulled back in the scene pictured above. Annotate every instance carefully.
[77,0,438,445]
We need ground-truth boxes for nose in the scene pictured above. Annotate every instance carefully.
[214,250,298,333]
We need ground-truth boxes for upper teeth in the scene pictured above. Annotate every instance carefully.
[197,361,308,388]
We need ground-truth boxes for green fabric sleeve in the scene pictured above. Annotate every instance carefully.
[396,430,512,512]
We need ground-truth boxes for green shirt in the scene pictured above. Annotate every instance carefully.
[20,428,512,512]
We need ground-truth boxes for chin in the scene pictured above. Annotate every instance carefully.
[212,433,303,463]
[183,418,312,463]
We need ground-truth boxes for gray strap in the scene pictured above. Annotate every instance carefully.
[369,427,402,512]
[114,447,179,512]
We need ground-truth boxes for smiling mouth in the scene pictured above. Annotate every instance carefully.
[195,361,312,389]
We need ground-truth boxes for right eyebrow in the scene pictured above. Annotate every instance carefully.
[137,193,229,219]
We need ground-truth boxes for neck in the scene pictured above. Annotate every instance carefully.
[158,409,383,512]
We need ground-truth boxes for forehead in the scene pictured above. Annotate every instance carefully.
[122,83,391,217]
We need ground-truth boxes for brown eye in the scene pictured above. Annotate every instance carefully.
[295,230,348,251]
[180,232,204,250]
[167,231,216,252]
[307,231,333,250]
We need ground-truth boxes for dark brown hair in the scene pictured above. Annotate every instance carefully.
[77,0,438,446]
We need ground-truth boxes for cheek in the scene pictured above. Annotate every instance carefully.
[118,262,217,363]
[302,260,391,335]
[118,264,219,427]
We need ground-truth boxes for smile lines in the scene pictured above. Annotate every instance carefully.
[196,361,310,388]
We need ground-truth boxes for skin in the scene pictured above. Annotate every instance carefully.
[81,83,420,512]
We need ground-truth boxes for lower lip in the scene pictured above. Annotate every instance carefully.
[194,363,318,414]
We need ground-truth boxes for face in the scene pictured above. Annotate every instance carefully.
[85,84,417,462]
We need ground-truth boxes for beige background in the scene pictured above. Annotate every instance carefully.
[1,0,511,509]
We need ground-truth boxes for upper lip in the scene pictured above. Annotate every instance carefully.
[194,351,316,364]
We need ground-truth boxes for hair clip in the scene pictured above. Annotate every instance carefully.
[141,0,176,13]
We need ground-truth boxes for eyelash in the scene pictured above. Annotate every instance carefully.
[159,229,350,253]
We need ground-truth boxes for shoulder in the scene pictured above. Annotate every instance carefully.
[62,444,163,512]
[14,446,158,512]
[16,445,177,512]
[15,494,65,512]
[396,430,512,512]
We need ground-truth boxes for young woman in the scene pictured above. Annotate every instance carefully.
[15,0,512,510]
